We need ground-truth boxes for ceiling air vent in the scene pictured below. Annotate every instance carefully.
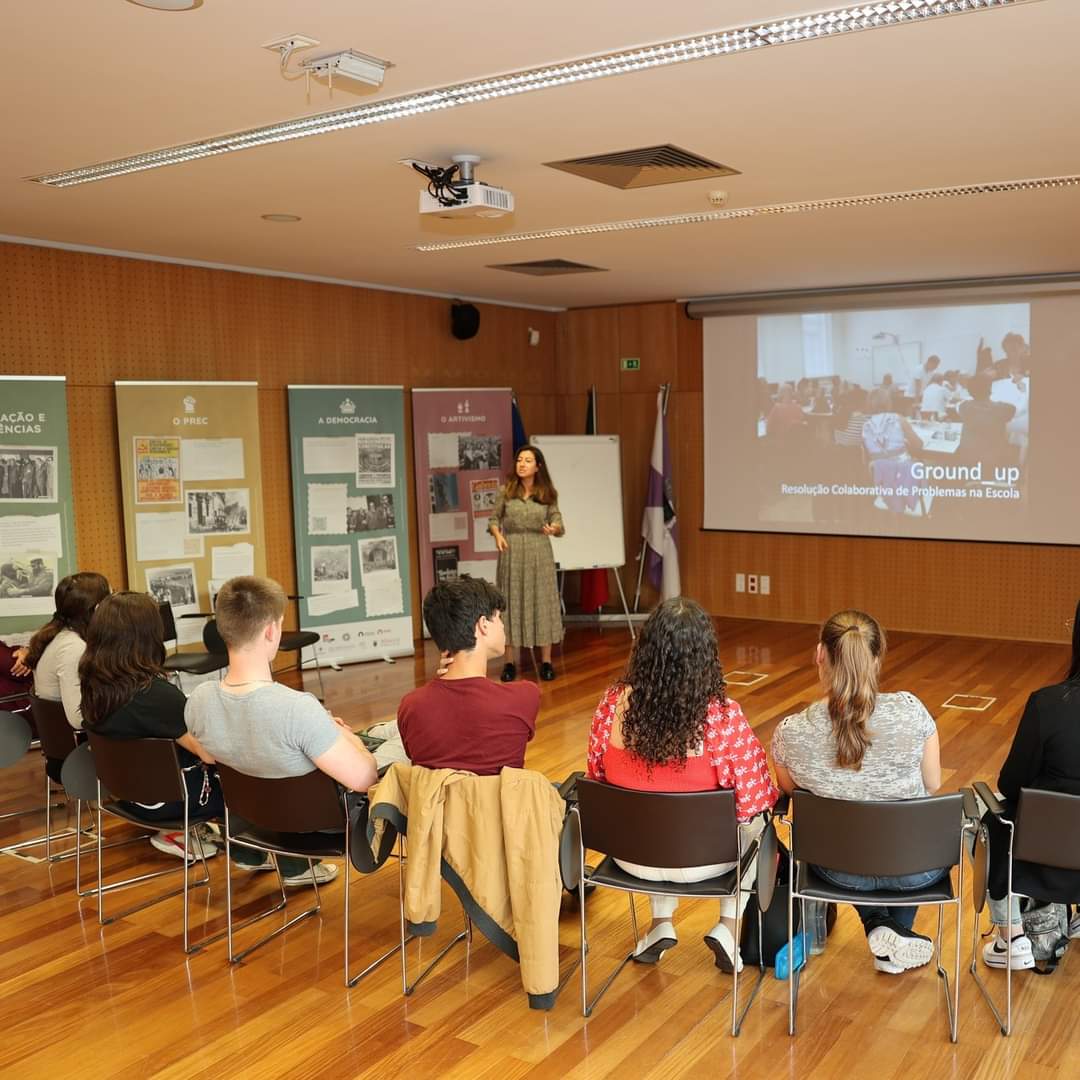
[488,259,607,276]
[545,143,739,189]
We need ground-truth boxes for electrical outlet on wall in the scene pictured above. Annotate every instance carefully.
[760,575,770,595]
[747,574,758,594]
[735,573,745,593]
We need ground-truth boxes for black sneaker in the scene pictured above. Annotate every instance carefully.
[500,663,516,682]
[540,662,556,681]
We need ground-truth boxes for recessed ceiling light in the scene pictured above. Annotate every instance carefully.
[34,0,1044,187]
[125,0,203,10]
[261,213,302,223]
[414,173,1080,251]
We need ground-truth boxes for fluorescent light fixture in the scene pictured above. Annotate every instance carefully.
[414,174,1080,251]
[31,0,1042,188]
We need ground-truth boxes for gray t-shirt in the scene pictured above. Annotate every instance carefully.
[185,681,339,778]
[771,691,936,801]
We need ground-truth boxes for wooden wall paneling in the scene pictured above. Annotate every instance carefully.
[617,301,677,393]
[557,307,619,396]
[257,389,298,627]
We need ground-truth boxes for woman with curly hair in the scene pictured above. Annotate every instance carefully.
[585,598,777,971]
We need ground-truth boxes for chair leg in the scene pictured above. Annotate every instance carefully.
[395,839,467,996]
[225,849,311,965]
[581,890,642,1018]
[730,880,766,1037]
[788,854,799,1036]
[311,645,326,702]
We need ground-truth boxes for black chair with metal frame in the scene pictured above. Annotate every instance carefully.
[570,779,777,1034]
[0,709,37,828]
[215,763,400,986]
[1,694,91,860]
[86,733,216,954]
[969,782,1080,1036]
[158,602,228,687]
[783,790,972,1043]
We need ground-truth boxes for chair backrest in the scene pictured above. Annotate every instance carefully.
[216,763,345,833]
[85,733,186,805]
[158,601,177,643]
[0,710,32,767]
[1015,788,1080,871]
[791,790,964,877]
[202,619,227,656]
[575,778,739,868]
[30,693,81,762]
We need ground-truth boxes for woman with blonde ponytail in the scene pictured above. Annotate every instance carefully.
[771,610,945,976]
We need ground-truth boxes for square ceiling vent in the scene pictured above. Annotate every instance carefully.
[488,259,607,276]
[545,144,740,189]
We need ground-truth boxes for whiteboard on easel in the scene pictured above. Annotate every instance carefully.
[530,435,626,572]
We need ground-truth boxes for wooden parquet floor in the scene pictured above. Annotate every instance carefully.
[0,618,1076,1080]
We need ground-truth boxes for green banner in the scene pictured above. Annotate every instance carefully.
[0,376,77,636]
[287,385,414,665]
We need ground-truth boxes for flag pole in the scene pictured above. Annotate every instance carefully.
[633,382,671,613]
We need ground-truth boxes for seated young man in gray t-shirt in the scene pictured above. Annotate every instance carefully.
[185,575,378,888]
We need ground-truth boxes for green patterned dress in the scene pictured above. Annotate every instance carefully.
[489,492,564,648]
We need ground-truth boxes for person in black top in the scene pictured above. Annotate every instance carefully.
[981,597,1080,970]
[79,591,222,863]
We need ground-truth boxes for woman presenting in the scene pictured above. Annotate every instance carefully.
[489,445,564,682]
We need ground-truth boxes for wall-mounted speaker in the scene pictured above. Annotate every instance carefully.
[450,302,480,340]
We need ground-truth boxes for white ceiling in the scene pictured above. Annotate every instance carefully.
[3,0,1078,308]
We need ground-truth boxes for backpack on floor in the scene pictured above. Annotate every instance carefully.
[741,837,802,967]
[1021,899,1069,974]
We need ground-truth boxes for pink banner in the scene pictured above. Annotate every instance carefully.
[411,388,513,613]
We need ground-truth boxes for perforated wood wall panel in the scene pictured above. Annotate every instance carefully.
[0,242,558,632]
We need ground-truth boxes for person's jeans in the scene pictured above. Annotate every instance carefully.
[227,816,331,879]
[813,865,950,935]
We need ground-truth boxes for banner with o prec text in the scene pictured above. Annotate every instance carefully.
[411,388,512,633]
[0,376,77,638]
[287,385,413,666]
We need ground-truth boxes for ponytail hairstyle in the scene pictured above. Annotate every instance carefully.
[24,572,111,670]
[819,609,886,769]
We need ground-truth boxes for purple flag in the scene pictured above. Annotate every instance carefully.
[641,388,680,600]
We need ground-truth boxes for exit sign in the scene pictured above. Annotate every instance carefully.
[621,357,640,371]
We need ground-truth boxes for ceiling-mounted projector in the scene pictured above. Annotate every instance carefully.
[403,154,514,219]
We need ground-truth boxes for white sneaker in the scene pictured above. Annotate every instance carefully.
[282,861,339,888]
[873,956,905,975]
[982,934,1035,970]
[1068,913,1080,940]
[632,921,677,964]
[704,923,743,973]
[867,921,934,971]
[150,829,218,862]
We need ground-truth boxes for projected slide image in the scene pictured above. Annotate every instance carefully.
[753,303,1030,529]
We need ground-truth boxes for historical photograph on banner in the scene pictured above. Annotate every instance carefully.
[0,446,57,502]
[0,551,57,604]
[134,436,181,504]
[458,435,502,471]
[146,563,198,608]
[429,473,460,513]
[186,489,251,536]
[356,433,395,488]
[311,545,352,593]
[346,494,396,533]
[433,544,459,583]
[470,477,499,515]
[359,535,403,616]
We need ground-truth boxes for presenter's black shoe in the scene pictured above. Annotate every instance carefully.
[540,662,556,681]
[500,663,516,682]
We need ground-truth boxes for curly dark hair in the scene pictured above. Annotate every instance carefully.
[620,597,726,768]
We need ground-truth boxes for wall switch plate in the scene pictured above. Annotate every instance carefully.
[747,574,758,594]
[735,573,745,593]
[760,575,770,595]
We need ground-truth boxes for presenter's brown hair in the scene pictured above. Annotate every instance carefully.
[819,609,885,769]
[503,444,558,505]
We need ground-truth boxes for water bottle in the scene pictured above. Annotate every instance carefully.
[807,900,828,955]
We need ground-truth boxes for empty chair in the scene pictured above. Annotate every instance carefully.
[159,601,228,686]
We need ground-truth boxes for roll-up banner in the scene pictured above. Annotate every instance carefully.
[0,376,77,637]
[411,388,512,630]
[287,385,413,665]
[115,381,267,644]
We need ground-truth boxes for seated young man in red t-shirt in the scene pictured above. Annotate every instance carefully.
[397,577,539,775]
